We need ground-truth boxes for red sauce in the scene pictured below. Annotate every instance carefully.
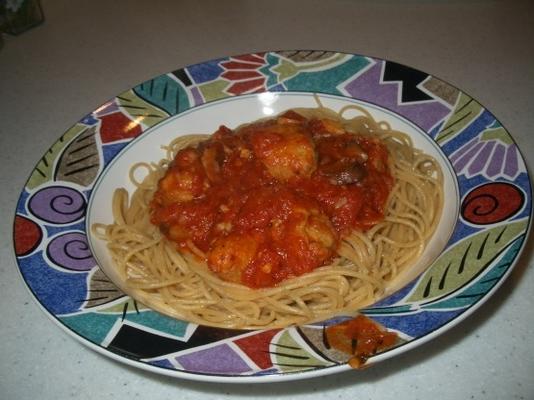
[325,314,398,368]
[150,111,393,288]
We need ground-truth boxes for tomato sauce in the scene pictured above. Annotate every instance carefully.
[150,111,393,288]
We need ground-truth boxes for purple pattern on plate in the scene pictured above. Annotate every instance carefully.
[468,141,495,176]
[504,145,519,177]
[47,232,96,271]
[343,61,451,131]
[29,186,86,224]
[487,143,506,177]
[191,86,204,106]
[176,344,253,374]
[450,137,478,163]
[453,141,485,173]
[94,99,120,117]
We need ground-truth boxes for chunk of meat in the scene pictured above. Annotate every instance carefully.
[207,232,260,283]
[308,118,345,136]
[155,148,209,204]
[150,110,393,289]
[248,122,317,182]
[200,141,224,183]
[279,206,337,276]
[230,187,337,287]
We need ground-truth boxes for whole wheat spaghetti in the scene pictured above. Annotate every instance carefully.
[93,100,443,329]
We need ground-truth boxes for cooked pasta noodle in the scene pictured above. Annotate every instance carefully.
[92,100,443,329]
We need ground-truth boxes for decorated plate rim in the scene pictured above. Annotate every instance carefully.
[12,50,532,383]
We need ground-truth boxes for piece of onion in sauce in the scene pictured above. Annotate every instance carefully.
[325,314,398,368]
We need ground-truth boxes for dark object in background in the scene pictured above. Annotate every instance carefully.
[0,0,44,35]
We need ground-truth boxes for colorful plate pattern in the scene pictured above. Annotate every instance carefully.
[13,51,532,382]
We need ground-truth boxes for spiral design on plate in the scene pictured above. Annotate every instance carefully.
[461,182,524,225]
[28,185,86,224]
[47,232,96,271]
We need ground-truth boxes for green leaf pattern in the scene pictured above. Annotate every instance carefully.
[133,75,190,116]
[26,123,87,189]
[423,236,524,310]
[116,89,170,129]
[272,328,332,372]
[436,93,484,144]
[54,126,100,187]
[408,220,527,304]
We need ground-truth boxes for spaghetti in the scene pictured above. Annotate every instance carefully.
[93,100,443,329]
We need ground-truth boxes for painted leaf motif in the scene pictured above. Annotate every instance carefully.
[95,296,149,314]
[362,304,414,316]
[283,55,370,95]
[423,236,524,310]
[480,123,513,145]
[116,89,169,129]
[276,50,338,63]
[55,126,100,187]
[407,219,527,304]
[270,59,299,82]
[273,52,348,82]
[436,93,484,143]
[26,123,86,189]
[84,267,126,308]
[133,75,190,116]
[271,328,332,372]
[197,80,231,102]
[297,325,348,363]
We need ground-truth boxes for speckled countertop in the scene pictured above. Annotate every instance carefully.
[1,1,533,399]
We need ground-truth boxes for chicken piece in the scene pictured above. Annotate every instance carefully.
[207,187,337,287]
[238,187,337,282]
[276,110,307,125]
[248,122,317,182]
[156,148,209,204]
[279,207,337,276]
[200,141,224,183]
[308,118,346,137]
[302,212,337,250]
[207,232,260,283]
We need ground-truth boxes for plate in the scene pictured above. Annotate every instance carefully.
[13,50,532,382]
